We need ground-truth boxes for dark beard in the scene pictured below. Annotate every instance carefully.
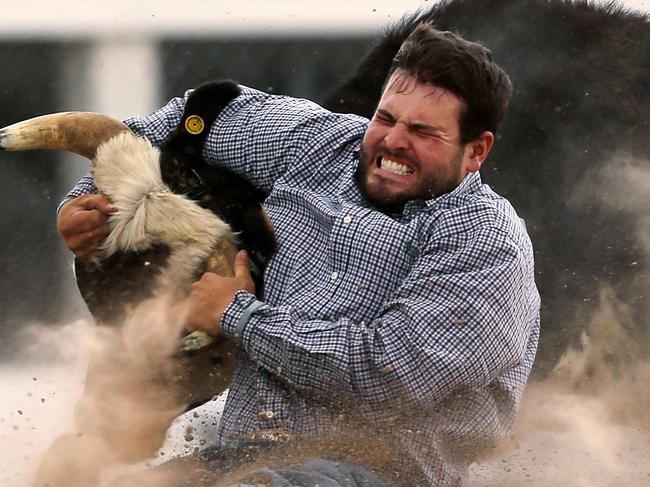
[354,158,407,214]
[355,146,464,214]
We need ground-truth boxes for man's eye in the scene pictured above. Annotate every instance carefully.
[374,114,393,124]
[416,129,440,139]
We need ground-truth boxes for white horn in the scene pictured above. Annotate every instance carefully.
[0,112,129,160]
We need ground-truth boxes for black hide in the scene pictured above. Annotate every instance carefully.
[160,80,276,282]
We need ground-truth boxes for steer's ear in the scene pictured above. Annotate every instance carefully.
[169,80,242,148]
[243,206,277,259]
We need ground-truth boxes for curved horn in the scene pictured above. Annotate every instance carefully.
[0,112,129,160]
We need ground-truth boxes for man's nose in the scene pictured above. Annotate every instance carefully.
[384,124,410,151]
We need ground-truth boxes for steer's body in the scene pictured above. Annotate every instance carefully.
[0,80,276,487]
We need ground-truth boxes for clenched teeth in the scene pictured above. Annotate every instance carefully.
[379,157,414,176]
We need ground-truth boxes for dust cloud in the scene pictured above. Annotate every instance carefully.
[1,298,191,487]
[472,156,650,486]
[472,288,650,486]
[8,293,648,485]
[0,320,88,487]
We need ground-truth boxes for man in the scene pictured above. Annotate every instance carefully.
[57,25,539,487]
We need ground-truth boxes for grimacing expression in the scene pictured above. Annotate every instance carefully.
[357,70,492,213]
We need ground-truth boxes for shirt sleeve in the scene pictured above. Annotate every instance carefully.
[57,172,99,213]
[197,86,366,193]
[221,225,539,416]
[59,85,364,209]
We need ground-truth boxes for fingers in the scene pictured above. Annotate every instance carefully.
[185,273,222,336]
[61,193,116,216]
[233,250,250,278]
[183,264,256,336]
[67,224,111,261]
[57,194,116,261]
[65,207,109,233]
[191,271,218,291]
[233,250,256,295]
[82,194,116,215]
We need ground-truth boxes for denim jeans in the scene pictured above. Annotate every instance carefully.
[151,438,400,487]
[194,439,397,487]
[227,458,396,487]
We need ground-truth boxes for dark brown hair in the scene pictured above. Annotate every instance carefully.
[390,23,512,144]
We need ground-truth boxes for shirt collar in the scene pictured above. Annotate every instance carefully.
[424,171,482,209]
[395,172,483,218]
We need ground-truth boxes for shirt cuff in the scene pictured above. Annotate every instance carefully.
[221,290,265,344]
[56,196,76,215]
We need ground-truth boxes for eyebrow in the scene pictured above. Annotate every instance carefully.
[375,108,445,134]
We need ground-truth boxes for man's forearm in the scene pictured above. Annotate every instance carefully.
[220,272,533,419]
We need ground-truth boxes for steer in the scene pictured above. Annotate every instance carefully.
[0,80,275,486]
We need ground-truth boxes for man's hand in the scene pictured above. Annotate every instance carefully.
[57,194,117,262]
[184,250,256,336]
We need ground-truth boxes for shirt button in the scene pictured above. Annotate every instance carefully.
[330,271,339,281]
[343,215,352,224]
[258,410,275,419]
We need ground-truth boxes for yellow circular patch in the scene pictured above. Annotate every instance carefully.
[185,115,205,135]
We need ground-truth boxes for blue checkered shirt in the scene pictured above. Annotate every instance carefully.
[64,86,540,486]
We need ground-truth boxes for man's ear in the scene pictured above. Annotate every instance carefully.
[464,131,494,173]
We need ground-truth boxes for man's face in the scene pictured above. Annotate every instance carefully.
[357,71,482,213]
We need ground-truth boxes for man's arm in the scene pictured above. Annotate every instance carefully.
[129,85,365,193]
[63,85,364,201]
[216,225,539,417]
[57,85,366,257]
